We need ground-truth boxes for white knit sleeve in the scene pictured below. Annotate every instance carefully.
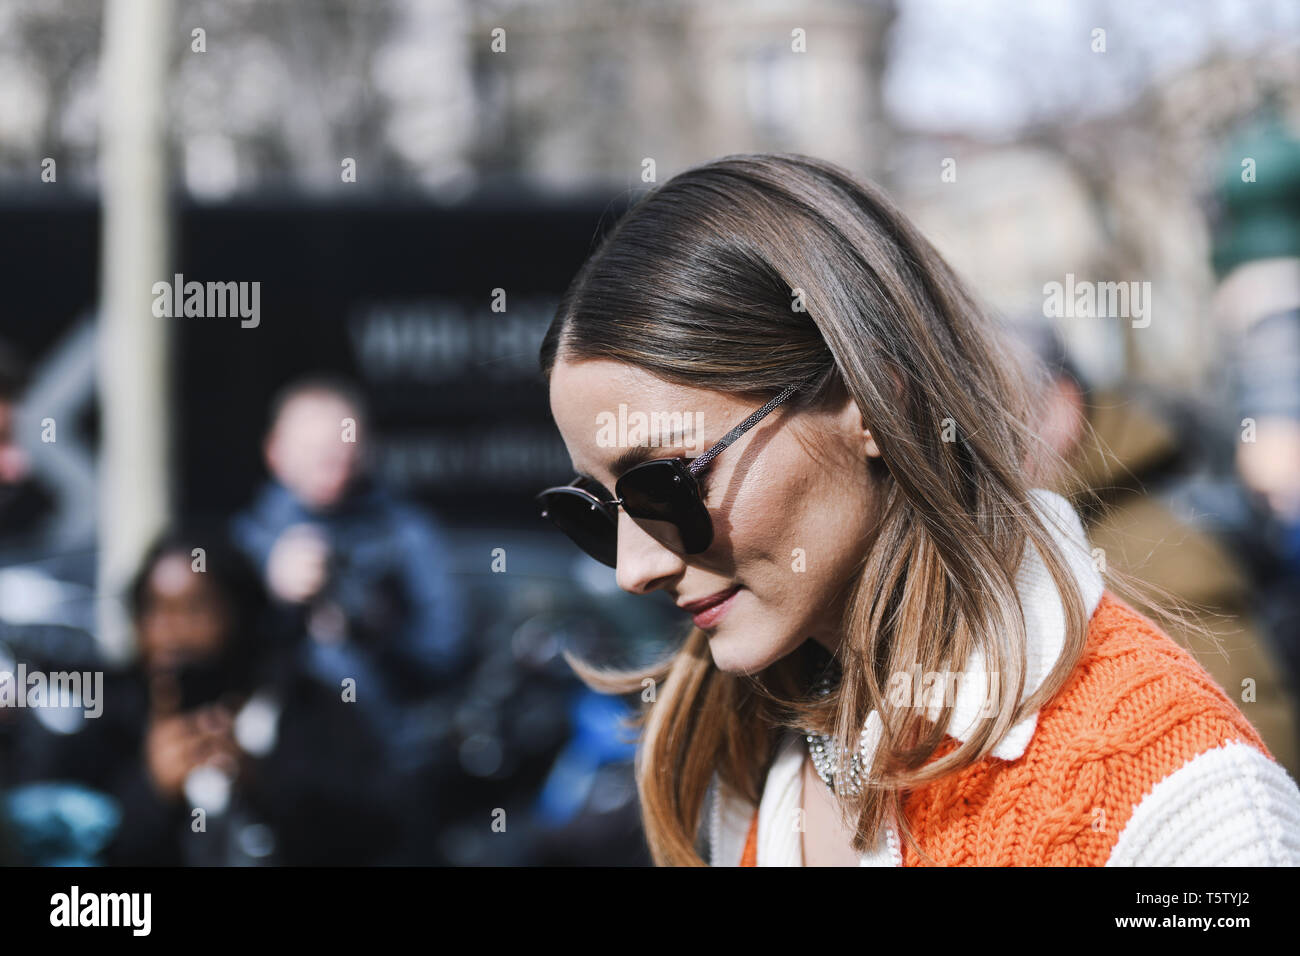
[1107,739,1300,866]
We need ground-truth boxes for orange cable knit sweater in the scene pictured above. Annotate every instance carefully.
[737,591,1295,866]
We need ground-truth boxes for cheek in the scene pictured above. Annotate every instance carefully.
[189,611,228,650]
[728,457,868,600]
[139,616,163,655]
[714,460,817,579]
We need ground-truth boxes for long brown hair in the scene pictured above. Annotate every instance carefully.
[538,152,1095,866]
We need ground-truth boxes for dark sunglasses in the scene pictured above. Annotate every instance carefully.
[536,383,801,567]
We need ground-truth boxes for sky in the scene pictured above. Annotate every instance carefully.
[885,0,1300,136]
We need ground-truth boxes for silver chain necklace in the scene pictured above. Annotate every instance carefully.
[804,666,868,796]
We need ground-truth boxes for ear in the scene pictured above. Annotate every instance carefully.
[863,426,881,459]
[834,391,882,459]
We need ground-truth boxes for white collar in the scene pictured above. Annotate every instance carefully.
[713,488,1106,865]
[916,485,1105,760]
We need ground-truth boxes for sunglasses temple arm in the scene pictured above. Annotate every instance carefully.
[688,383,801,477]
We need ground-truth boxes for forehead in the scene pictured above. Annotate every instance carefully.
[149,552,207,597]
[548,358,750,478]
[279,391,356,423]
[549,359,679,413]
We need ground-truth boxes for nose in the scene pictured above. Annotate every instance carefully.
[614,510,685,594]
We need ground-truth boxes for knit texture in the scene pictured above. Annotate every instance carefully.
[738,590,1278,866]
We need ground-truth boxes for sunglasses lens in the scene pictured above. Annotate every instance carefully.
[537,489,617,567]
[617,460,713,554]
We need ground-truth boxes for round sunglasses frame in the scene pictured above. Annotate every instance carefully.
[536,383,801,567]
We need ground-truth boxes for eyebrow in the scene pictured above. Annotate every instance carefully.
[574,429,697,485]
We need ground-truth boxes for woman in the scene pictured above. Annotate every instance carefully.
[534,152,1300,866]
[30,532,405,864]
[17,532,268,864]
[120,532,408,865]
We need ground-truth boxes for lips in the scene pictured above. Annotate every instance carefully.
[679,585,741,629]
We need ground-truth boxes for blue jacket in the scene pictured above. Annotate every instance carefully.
[231,477,468,703]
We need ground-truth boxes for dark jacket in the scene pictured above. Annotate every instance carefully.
[230,477,468,778]
[19,666,406,866]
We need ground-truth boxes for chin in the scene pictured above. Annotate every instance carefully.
[705,627,791,676]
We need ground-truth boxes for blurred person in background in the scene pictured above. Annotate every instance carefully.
[230,375,467,860]
[1013,317,1300,780]
[22,532,405,865]
[1211,107,1300,705]
[0,339,103,865]
[0,338,93,627]
[0,341,56,563]
[231,375,467,695]
[107,532,261,865]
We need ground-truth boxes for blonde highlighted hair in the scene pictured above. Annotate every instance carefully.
[540,153,1129,866]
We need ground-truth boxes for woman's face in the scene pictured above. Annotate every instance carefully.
[139,552,232,673]
[549,358,882,674]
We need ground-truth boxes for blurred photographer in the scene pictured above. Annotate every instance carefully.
[24,532,405,864]
[230,376,467,773]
